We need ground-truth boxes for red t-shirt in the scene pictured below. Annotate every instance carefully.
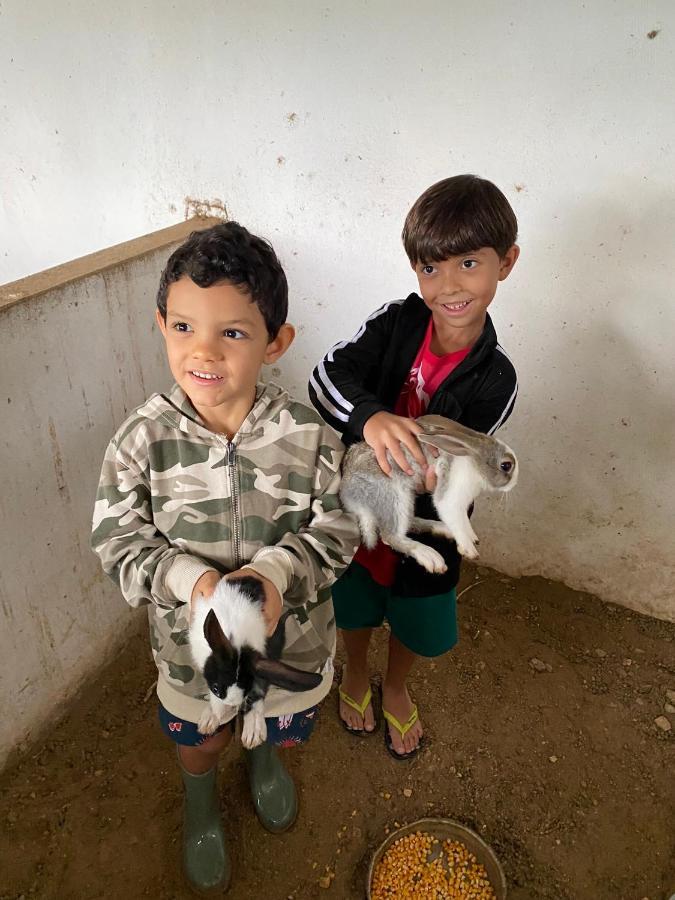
[354,319,471,586]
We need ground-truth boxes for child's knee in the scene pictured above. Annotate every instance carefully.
[196,727,233,754]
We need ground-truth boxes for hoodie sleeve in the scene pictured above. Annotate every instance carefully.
[459,347,518,435]
[91,432,217,609]
[308,299,403,440]
[243,426,360,608]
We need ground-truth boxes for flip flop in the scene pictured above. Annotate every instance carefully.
[381,688,423,760]
[338,681,378,737]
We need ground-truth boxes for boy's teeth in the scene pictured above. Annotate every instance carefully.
[192,371,220,380]
[445,300,470,310]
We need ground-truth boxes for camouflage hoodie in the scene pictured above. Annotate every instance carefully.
[92,381,359,723]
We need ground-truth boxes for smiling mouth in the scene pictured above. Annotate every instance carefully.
[441,299,472,312]
[190,370,224,383]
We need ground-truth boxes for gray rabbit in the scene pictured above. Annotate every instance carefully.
[339,415,518,573]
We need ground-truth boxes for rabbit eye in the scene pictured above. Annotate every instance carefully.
[500,460,513,473]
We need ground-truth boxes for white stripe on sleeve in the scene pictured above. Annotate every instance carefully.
[309,372,350,423]
[487,345,517,434]
[317,359,353,413]
[487,383,518,434]
[317,300,405,416]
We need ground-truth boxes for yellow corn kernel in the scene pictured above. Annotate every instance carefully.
[371,831,498,900]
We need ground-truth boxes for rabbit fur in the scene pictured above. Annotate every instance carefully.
[339,415,518,574]
[190,575,322,748]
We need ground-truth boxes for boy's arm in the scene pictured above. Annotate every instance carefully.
[91,437,217,609]
[308,299,402,441]
[459,358,518,435]
[242,427,361,609]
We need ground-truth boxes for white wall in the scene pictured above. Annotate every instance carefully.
[2,1,674,621]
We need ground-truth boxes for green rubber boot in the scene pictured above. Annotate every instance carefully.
[179,762,231,895]
[244,742,298,833]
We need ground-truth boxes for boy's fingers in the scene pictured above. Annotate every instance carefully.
[260,582,283,635]
[374,445,392,476]
[388,441,414,476]
[191,570,221,603]
[399,432,426,469]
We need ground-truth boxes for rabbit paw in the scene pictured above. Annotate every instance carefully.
[456,540,479,560]
[241,704,267,748]
[197,707,223,736]
[413,545,448,574]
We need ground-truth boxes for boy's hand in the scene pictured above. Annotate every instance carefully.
[230,568,283,637]
[189,569,282,635]
[190,570,222,605]
[362,411,427,477]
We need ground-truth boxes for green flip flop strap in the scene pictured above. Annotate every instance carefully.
[382,704,419,739]
[338,684,373,717]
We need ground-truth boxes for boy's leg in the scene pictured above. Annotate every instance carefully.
[179,727,233,773]
[340,627,377,731]
[332,561,388,732]
[245,706,319,833]
[384,587,459,756]
[159,705,233,892]
[382,635,424,755]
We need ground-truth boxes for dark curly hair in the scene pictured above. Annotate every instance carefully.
[156,221,288,338]
[402,174,518,264]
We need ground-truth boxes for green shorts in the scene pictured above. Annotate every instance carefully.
[332,562,458,658]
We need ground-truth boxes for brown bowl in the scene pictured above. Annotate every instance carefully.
[367,817,507,899]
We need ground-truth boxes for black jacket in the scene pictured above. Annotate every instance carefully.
[308,293,518,595]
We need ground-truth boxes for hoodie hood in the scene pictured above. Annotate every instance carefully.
[135,380,288,440]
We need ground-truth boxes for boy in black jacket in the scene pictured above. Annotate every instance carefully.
[308,174,520,758]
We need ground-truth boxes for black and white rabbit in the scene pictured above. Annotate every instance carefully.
[339,414,518,573]
[190,575,322,748]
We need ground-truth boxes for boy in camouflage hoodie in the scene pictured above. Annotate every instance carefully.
[92,222,359,894]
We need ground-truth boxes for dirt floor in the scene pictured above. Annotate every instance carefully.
[2,564,674,900]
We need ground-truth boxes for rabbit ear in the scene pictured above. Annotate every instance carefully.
[204,608,234,655]
[417,416,452,434]
[417,432,472,456]
[253,657,323,693]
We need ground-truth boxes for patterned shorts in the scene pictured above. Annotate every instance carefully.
[158,702,319,747]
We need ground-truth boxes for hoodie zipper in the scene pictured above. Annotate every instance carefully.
[226,440,242,568]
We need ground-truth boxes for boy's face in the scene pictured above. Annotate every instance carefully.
[413,245,519,336]
[156,277,293,434]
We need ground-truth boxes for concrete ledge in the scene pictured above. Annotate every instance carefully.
[0,216,222,312]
